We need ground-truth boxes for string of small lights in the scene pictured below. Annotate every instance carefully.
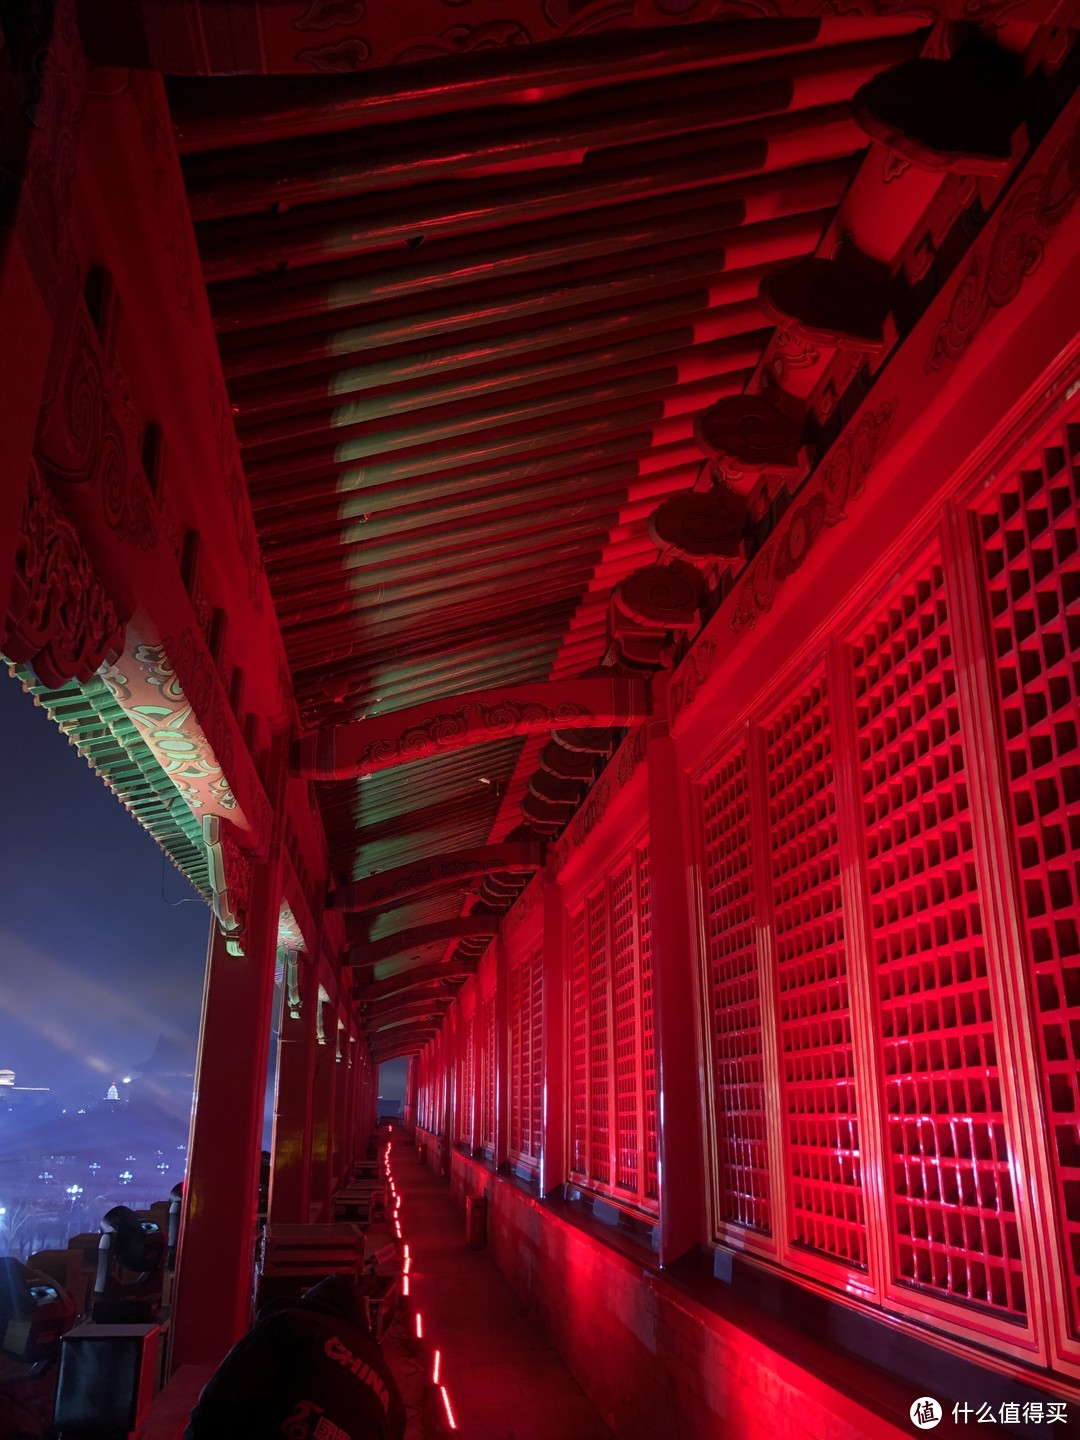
[384,1136,459,1434]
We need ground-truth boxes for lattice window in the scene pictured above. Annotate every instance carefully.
[459,1015,475,1147]
[529,947,544,1160]
[978,431,1080,1333]
[588,889,611,1186]
[569,905,589,1178]
[765,672,868,1269]
[612,860,640,1194]
[508,947,542,1170]
[569,843,655,1213]
[851,556,1025,1317]
[639,845,659,1201]
[509,958,525,1161]
[699,741,771,1233]
[480,995,496,1153]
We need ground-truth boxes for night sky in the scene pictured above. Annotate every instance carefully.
[0,674,209,1102]
[0,672,408,1113]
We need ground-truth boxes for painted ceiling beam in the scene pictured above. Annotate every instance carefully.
[293,677,649,781]
[362,1000,454,1032]
[354,964,479,1006]
[365,1013,445,1036]
[330,841,542,912]
[371,1042,437,1065]
[346,915,498,968]
[357,973,457,1008]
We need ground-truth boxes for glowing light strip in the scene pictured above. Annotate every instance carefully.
[440,1386,458,1431]
[432,1348,441,1385]
[415,1312,424,1339]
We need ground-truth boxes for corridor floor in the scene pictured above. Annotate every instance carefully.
[387,1140,614,1440]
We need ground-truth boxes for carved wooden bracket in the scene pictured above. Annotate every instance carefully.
[647,487,747,560]
[609,561,704,671]
[329,841,542,912]
[347,914,499,968]
[853,53,1022,177]
[759,255,894,355]
[204,815,252,955]
[293,677,649,780]
[2,462,126,688]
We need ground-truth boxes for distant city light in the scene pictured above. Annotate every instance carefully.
[122,1077,132,1085]
[0,1207,6,1216]
[89,1162,100,1173]
[118,1170,133,1184]
[39,1171,53,1181]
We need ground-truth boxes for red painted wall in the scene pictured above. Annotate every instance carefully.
[446,1149,909,1440]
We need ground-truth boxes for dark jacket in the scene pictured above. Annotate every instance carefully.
[185,1275,406,1440]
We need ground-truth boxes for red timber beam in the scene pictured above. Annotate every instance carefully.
[362,1001,454,1034]
[346,915,499,971]
[329,841,543,912]
[369,1023,441,1052]
[293,677,649,781]
[355,969,474,1005]
[76,3,1064,80]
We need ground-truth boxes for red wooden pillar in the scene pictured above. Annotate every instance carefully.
[494,939,511,1168]
[646,675,706,1266]
[342,1026,358,1167]
[308,978,335,1219]
[442,1013,456,1170]
[540,872,566,1197]
[404,1057,418,1133]
[268,950,317,1225]
[332,1009,348,1187]
[172,846,283,1367]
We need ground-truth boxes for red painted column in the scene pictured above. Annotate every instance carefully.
[308,977,335,1219]
[494,939,511,1168]
[540,871,567,1197]
[332,1008,349,1187]
[443,1008,457,1170]
[172,846,283,1367]
[404,1057,418,1134]
[268,950,317,1224]
[646,674,706,1266]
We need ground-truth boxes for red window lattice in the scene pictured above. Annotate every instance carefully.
[612,860,640,1195]
[851,555,1025,1317]
[699,742,771,1233]
[483,996,498,1152]
[639,846,659,1201]
[530,947,543,1159]
[459,1016,475,1146]
[509,947,542,1168]
[569,906,589,1177]
[481,995,495,1153]
[978,431,1080,1333]
[568,843,656,1213]
[765,671,868,1269]
[588,890,611,1186]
